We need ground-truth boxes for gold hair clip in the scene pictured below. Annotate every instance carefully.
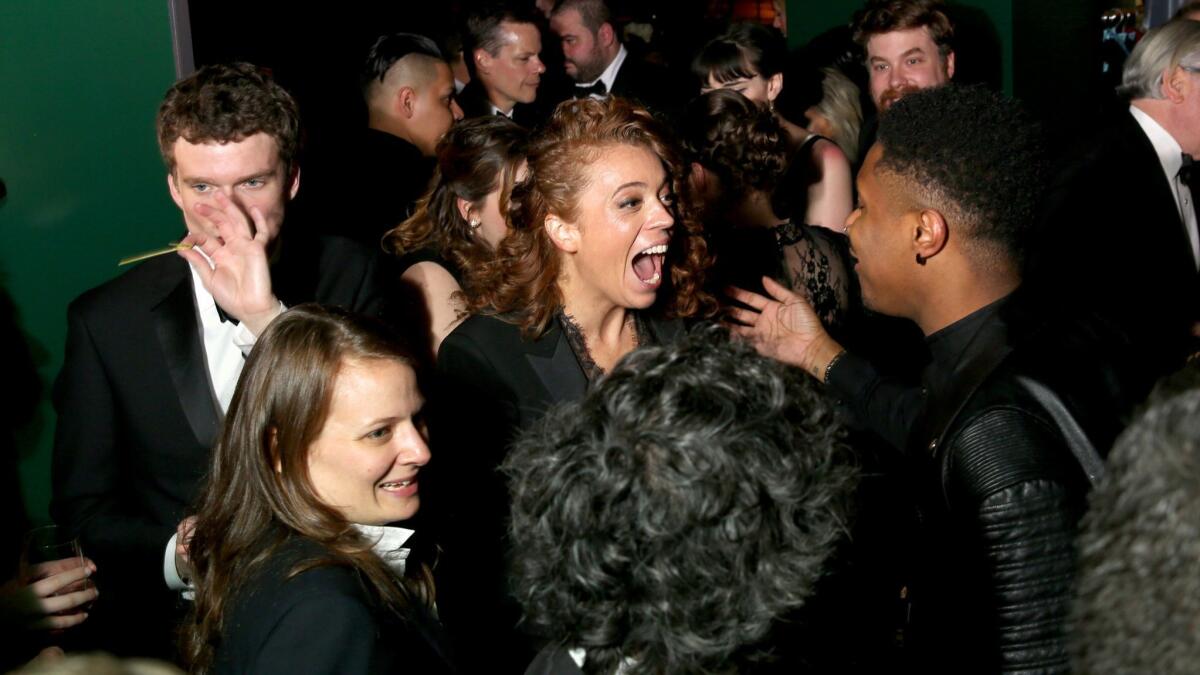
[118,242,194,266]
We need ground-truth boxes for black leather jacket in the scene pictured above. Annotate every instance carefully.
[903,306,1133,674]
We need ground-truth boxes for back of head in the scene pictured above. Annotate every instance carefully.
[692,22,787,85]
[156,62,300,175]
[851,0,954,56]
[812,67,864,160]
[875,84,1045,270]
[360,32,445,104]
[1118,20,1200,100]
[505,325,857,674]
[681,89,789,205]
[1071,382,1200,674]
[463,2,541,76]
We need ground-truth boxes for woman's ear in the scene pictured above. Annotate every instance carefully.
[544,214,580,253]
[456,196,474,223]
[767,72,784,102]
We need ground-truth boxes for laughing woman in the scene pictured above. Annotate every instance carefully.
[183,306,453,675]
[432,96,715,673]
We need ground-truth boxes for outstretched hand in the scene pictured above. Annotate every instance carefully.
[0,557,97,631]
[726,276,845,381]
[178,191,282,335]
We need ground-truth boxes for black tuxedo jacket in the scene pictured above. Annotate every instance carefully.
[50,234,384,657]
[457,79,550,129]
[1028,109,1199,393]
[431,312,683,674]
[607,52,684,121]
[212,537,455,675]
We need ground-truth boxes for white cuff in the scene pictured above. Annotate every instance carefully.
[163,532,188,590]
[233,301,287,354]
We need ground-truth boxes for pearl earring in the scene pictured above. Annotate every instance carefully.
[469,217,481,230]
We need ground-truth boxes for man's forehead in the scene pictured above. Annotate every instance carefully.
[551,9,586,33]
[171,133,281,175]
[867,26,939,59]
[500,21,540,50]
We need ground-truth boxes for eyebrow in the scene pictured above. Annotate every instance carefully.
[611,181,647,199]
[181,170,274,185]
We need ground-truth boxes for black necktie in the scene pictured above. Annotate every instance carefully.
[1180,153,1196,188]
[574,80,607,98]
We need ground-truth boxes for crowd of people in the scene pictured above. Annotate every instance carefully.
[7,0,1200,673]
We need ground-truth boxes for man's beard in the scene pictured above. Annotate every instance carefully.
[878,84,920,111]
[568,53,607,83]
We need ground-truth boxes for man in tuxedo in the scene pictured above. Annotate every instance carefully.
[457,4,548,127]
[307,33,462,249]
[548,0,681,117]
[51,62,385,658]
[852,0,956,112]
[1029,20,1200,397]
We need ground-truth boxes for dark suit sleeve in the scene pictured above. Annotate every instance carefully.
[946,408,1078,674]
[826,351,924,452]
[51,300,174,587]
[248,588,381,675]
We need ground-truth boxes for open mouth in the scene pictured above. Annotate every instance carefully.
[378,477,418,495]
[631,243,668,287]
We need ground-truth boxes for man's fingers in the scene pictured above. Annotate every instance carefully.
[248,205,268,241]
[725,285,771,311]
[30,562,92,598]
[212,191,254,239]
[39,585,98,614]
[30,611,89,631]
[178,248,215,287]
[762,276,801,304]
[726,306,763,328]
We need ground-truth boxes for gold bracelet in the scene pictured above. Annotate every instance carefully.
[823,350,847,385]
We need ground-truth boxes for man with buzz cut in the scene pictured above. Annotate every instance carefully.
[51,62,385,658]
[548,0,680,117]
[457,3,548,127]
[307,33,462,249]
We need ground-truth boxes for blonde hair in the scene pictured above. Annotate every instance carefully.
[811,68,863,160]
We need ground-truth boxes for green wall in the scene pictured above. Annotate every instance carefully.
[1,1,179,524]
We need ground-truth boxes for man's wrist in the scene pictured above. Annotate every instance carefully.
[805,336,846,382]
[241,298,285,336]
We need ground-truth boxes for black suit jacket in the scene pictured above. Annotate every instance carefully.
[431,313,683,675]
[50,234,384,658]
[607,52,685,121]
[1028,108,1200,394]
[212,537,454,675]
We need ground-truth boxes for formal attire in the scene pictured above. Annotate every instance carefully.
[432,312,684,674]
[457,79,550,129]
[50,233,385,658]
[1028,106,1200,397]
[297,128,434,251]
[212,532,454,674]
[827,292,1133,673]
[569,44,683,121]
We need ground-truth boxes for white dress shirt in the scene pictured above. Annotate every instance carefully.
[1130,104,1200,269]
[488,102,515,118]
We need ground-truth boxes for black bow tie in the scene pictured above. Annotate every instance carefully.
[215,304,239,325]
[1181,153,1196,187]
[574,80,607,98]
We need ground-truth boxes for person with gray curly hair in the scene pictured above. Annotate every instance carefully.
[504,326,857,675]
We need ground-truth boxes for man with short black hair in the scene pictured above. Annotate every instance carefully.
[732,85,1132,671]
[458,3,547,126]
[548,0,680,116]
[51,63,385,658]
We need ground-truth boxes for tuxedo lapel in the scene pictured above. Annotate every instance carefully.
[151,265,221,448]
[525,325,588,408]
[1121,112,1197,274]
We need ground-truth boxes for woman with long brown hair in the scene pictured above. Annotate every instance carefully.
[385,115,528,362]
[182,305,452,674]
[432,96,715,674]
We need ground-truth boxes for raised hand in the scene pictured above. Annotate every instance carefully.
[726,276,845,381]
[178,191,283,335]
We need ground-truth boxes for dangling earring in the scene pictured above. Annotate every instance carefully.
[915,253,927,266]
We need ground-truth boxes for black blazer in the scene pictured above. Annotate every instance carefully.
[50,234,385,657]
[1028,108,1200,393]
[608,52,685,121]
[431,313,684,675]
[457,79,550,129]
[212,537,454,675]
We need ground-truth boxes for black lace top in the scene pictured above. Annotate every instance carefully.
[556,309,650,382]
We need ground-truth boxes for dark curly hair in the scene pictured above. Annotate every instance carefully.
[157,62,301,176]
[875,84,1046,268]
[1071,383,1200,674]
[468,96,716,337]
[681,89,790,210]
[384,116,528,304]
[505,325,858,675]
[852,0,954,57]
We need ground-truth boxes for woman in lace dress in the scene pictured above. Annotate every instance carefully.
[431,97,716,674]
[682,89,855,336]
[693,22,854,232]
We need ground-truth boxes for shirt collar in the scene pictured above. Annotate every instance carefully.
[488,101,515,118]
[353,523,415,575]
[577,44,628,94]
[1130,104,1184,177]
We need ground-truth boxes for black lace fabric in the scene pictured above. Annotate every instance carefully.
[774,221,853,331]
[556,309,649,382]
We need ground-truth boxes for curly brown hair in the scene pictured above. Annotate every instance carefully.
[852,0,955,57]
[156,62,301,175]
[467,97,716,337]
[384,116,528,304]
[680,89,790,204]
